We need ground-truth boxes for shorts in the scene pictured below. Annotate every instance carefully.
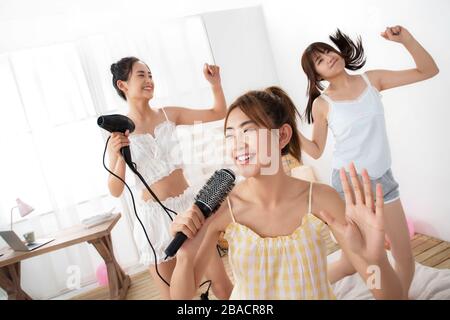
[331,168,400,205]
[133,185,197,265]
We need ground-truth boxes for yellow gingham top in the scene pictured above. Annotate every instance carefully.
[224,182,335,300]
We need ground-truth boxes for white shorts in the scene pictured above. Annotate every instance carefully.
[133,185,197,266]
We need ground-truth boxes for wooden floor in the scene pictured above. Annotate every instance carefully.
[72,230,450,300]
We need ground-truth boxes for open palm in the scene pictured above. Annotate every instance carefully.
[322,164,386,263]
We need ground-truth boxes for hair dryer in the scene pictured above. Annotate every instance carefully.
[97,113,182,288]
[97,114,136,170]
[97,113,220,297]
[97,113,175,215]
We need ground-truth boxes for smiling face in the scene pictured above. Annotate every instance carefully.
[118,61,154,100]
[312,48,345,80]
[301,42,346,85]
[224,107,292,178]
[225,108,262,178]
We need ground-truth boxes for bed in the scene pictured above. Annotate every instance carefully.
[328,250,450,300]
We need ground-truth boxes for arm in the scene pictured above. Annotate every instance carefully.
[166,64,227,126]
[320,164,404,299]
[298,98,329,159]
[107,131,130,197]
[367,26,439,92]
[170,203,231,299]
[327,251,356,284]
[313,184,356,284]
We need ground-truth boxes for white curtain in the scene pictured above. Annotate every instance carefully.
[0,15,217,299]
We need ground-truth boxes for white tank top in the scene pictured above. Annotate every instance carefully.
[321,73,391,178]
[128,108,183,189]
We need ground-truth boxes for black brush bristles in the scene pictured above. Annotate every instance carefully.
[194,169,235,217]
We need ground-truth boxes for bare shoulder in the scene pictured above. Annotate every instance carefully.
[312,96,329,119]
[282,176,316,203]
[312,182,342,205]
[286,176,311,191]
[159,106,179,122]
[310,182,345,221]
[365,70,383,90]
[311,182,338,197]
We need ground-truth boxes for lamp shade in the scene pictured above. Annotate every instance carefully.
[16,198,34,217]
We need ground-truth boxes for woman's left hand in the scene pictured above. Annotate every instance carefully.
[321,163,386,264]
[203,63,221,86]
[380,25,414,44]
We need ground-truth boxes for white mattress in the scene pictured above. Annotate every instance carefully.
[328,250,450,300]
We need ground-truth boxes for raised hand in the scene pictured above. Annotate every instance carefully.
[321,163,386,263]
[380,25,413,44]
[203,63,221,86]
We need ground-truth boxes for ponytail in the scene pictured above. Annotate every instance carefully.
[329,29,366,71]
[265,86,302,162]
[301,47,326,124]
[305,81,322,124]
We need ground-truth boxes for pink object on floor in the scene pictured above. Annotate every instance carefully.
[96,263,109,286]
[406,218,415,239]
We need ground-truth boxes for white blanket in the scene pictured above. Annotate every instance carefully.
[328,250,450,300]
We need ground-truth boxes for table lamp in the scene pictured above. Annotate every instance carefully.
[10,198,34,230]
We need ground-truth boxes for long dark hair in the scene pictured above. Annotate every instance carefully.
[301,29,366,124]
[224,86,302,162]
[110,56,140,101]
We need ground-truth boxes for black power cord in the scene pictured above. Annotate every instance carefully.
[102,137,216,299]
[199,280,212,300]
[128,163,178,220]
[103,137,171,286]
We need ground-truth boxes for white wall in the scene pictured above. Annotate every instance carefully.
[1,0,449,241]
[177,7,280,188]
[191,0,450,242]
[259,0,450,241]
[202,7,279,103]
[0,0,262,54]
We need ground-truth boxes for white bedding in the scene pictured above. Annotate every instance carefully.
[328,250,450,300]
